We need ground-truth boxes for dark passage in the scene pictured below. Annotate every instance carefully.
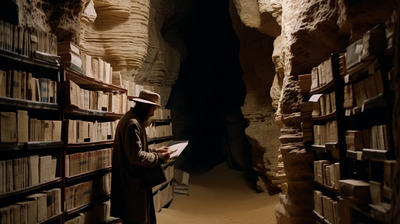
[167,0,252,173]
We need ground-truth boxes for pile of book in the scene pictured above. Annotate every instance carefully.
[58,41,83,73]
[0,155,57,193]
[313,190,339,224]
[65,148,112,177]
[0,110,61,143]
[66,119,119,144]
[0,188,61,223]
[0,69,57,103]
[339,179,371,208]
[173,169,190,196]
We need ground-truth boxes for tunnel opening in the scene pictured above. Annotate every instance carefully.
[167,0,251,174]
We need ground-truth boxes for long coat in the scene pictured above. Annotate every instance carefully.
[111,108,160,223]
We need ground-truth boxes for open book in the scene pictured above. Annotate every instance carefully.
[167,140,189,159]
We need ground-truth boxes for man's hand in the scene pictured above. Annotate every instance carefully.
[155,146,173,161]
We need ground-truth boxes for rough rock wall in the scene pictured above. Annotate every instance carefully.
[232,0,394,223]
[230,0,282,194]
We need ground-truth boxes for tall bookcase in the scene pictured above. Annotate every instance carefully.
[0,23,64,224]
[305,22,396,224]
[60,67,126,223]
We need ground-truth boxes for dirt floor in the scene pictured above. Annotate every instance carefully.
[156,163,279,224]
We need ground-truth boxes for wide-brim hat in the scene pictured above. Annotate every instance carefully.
[130,89,161,107]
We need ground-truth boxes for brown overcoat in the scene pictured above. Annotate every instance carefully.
[111,108,159,223]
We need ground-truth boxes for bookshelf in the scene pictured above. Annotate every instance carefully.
[145,109,175,212]
[305,22,396,224]
[0,20,63,224]
[338,23,395,223]
[60,67,126,223]
[300,53,345,224]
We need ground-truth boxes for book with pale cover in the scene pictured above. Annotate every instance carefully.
[167,140,189,159]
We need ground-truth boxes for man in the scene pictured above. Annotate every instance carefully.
[111,89,173,224]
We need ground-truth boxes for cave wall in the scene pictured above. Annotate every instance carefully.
[8,0,399,223]
[229,0,395,223]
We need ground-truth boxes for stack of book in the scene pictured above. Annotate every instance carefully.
[339,179,371,207]
[58,41,83,73]
[173,169,190,196]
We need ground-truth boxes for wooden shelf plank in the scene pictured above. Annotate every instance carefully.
[64,68,127,93]
[309,80,334,95]
[66,140,114,149]
[0,96,59,111]
[65,167,112,183]
[0,178,62,200]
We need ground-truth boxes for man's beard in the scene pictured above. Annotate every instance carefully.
[144,117,154,127]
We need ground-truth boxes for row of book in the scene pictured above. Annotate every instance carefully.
[338,161,395,221]
[153,108,171,120]
[65,148,112,177]
[67,80,127,114]
[65,173,111,211]
[65,200,117,224]
[345,125,390,151]
[0,111,61,143]
[66,119,119,144]
[313,190,339,224]
[310,57,334,91]
[345,24,388,70]
[312,120,338,146]
[0,155,57,194]
[146,123,173,139]
[311,92,336,117]
[0,20,57,57]
[0,188,61,224]
[343,67,384,111]
[0,70,57,103]
[314,160,340,189]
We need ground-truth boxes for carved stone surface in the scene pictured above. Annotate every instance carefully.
[230,0,281,194]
